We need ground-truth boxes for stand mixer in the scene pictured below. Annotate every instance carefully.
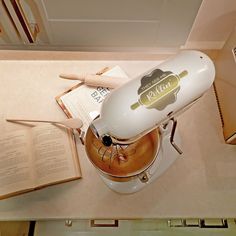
[85,50,215,194]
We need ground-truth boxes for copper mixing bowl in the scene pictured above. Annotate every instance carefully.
[85,127,160,182]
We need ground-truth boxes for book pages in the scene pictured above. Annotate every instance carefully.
[31,124,80,186]
[0,129,33,196]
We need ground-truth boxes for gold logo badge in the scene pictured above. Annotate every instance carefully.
[131,69,188,110]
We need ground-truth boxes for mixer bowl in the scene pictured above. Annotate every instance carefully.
[85,126,160,182]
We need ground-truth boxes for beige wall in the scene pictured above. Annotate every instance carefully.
[184,0,236,49]
[214,28,236,143]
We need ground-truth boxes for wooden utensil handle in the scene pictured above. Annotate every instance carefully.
[85,74,125,88]
[60,73,126,88]
[6,119,57,124]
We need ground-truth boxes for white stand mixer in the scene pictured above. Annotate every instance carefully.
[85,50,215,194]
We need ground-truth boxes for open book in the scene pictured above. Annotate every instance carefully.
[55,66,129,136]
[0,124,81,199]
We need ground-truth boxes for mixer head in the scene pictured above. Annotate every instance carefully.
[87,51,215,147]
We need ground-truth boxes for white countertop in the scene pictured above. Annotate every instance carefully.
[0,59,236,220]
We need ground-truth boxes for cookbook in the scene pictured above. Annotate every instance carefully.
[0,124,81,199]
[55,66,129,136]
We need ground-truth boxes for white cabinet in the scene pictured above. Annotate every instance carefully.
[35,0,202,50]
[34,219,236,236]
[0,0,203,50]
[0,0,49,47]
[0,0,21,45]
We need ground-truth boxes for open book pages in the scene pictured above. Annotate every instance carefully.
[56,66,129,135]
[0,124,81,199]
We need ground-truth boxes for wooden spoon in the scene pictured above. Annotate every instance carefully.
[6,118,83,129]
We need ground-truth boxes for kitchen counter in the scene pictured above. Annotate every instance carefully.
[0,53,236,220]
